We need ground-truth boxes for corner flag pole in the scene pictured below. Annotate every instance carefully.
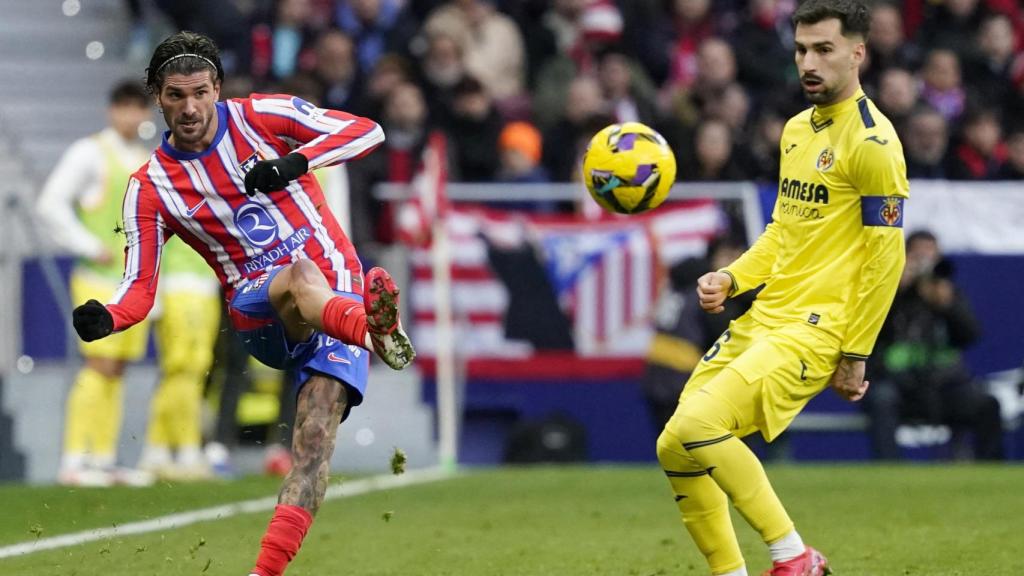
[424,133,458,471]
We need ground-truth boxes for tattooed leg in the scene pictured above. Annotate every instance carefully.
[278,375,347,515]
[250,375,345,575]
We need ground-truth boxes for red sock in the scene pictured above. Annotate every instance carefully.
[252,505,313,576]
[321,296,368,347]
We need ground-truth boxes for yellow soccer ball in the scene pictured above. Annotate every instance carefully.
[581,122,677,215]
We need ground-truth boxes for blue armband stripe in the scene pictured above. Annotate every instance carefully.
[861,196,904,227]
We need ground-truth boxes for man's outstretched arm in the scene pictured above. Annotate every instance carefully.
[242,94,384,196]
[73,176,166,341]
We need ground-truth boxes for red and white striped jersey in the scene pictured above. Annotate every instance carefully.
[107,94,385,331]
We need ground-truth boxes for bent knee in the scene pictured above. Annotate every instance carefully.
[667,406,732,446]
[289,259,324,290]
[656,428,684,465]
[290,257,321,278]
[290,261,331,303]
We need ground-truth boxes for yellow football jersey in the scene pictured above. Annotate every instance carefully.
[723,88,908,360]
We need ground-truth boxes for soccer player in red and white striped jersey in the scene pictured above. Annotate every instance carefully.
[70,31,415,576]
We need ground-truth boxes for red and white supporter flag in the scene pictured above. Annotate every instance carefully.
[410,200,725,359]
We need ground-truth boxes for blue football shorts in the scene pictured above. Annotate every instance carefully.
[229,267,369,419]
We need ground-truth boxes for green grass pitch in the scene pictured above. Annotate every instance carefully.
[0,465,1021,575]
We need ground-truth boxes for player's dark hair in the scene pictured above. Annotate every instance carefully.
[792,0,870,38]
[109,80,149,107]
[145,31,224,95]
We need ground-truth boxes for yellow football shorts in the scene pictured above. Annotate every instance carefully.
[678,313,842,441]
[70,270,150,361]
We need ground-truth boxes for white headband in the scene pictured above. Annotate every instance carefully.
[156,53,217,75]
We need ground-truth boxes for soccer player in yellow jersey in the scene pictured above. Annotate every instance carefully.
[655,1,908,575]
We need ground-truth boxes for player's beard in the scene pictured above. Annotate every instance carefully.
[173,113,211,148]
[801,74,836,105]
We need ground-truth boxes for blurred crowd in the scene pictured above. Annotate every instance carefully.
[127,0,1024,245]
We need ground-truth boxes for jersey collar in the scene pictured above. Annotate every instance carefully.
[810,87,866,130]
[160,101,228,161]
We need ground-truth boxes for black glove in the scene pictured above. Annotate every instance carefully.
[243,152,309,196]
[73,299,114,342]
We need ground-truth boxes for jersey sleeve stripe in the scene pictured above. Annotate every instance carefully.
[152,212,165,288]
[260,102,355,134]
[305,122,385,169]
[857,97,876,128]
[110,178,142,305]
[252,97,355,132]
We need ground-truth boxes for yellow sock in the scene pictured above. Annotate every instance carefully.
[92,373,125,465]
[63,366,107,459]
[656,429,744,574]
[670,368,794,544]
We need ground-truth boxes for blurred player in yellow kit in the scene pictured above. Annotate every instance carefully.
[655,1,908,575]
[37,81,219,486]
[139,223,221,480]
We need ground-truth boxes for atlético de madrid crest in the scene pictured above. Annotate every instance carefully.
[240,152,261,174]
[815,147,835,172]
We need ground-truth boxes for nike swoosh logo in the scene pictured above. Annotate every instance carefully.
[785,143,797,154]
[865,135,889,145]
[327,352,351,364]
[185,198,207,217]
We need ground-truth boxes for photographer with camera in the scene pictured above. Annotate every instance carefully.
[864,230,1004,460]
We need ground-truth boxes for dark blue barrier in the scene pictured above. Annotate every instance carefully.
[949,255,1024,373]
[21,257,157,360]
[21,257,73,360]
[422,374,658,464]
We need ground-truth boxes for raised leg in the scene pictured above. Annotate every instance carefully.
[267,259,354,345]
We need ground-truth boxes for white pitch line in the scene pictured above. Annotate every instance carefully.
[0,467,454,560]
